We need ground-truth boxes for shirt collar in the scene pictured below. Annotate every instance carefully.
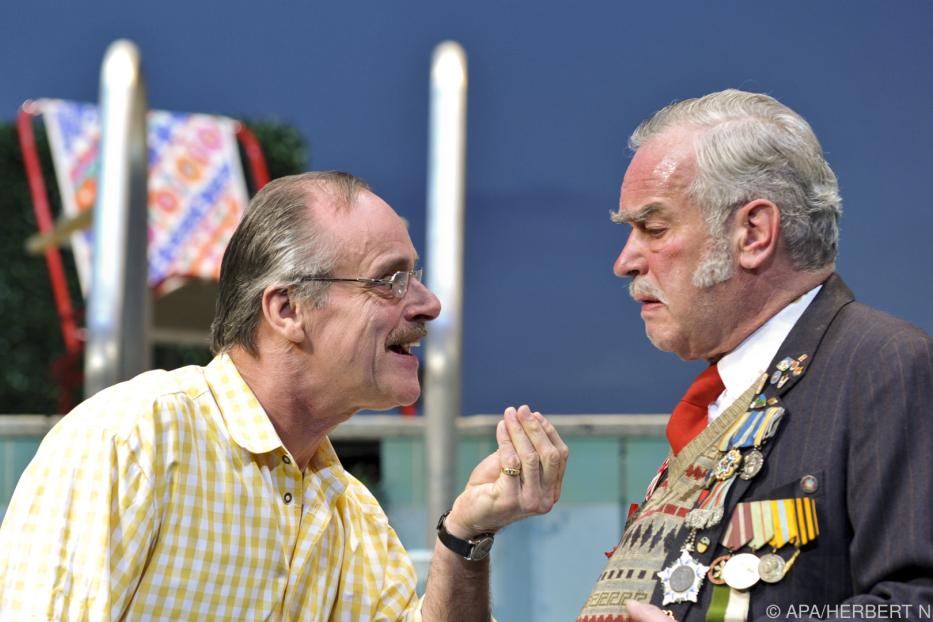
[205,353,286,455]
[204,354,350,489]
[710,283,822,419]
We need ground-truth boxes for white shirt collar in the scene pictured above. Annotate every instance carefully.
[708,284,822,420]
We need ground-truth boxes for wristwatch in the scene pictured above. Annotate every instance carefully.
[436,510,495,561]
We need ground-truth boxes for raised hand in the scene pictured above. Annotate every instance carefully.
[445,405,569,538]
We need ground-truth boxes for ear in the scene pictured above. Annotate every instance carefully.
[733,199,780,270]
[260,285,306,345]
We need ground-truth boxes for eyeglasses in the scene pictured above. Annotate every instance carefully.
[294,268,423,299]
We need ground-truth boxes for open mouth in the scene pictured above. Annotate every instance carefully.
[387,341,420,356]
[386,325,427,358]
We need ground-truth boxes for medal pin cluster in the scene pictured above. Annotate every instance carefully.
[658,354,816,611]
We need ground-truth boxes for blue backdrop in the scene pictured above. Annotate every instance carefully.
[2,1,931,415]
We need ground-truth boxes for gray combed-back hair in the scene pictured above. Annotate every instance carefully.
[210,171,370,355]
[630,89,842,270]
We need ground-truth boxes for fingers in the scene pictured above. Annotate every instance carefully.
[625,600,676,622]
[514,406,567,489]
[496,408,521,470]
[496,413,522,497]
[503,406,542,491]
[530,410,570,502]
[502,405,569,514]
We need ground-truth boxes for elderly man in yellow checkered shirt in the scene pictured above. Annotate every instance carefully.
[0,171,569,621]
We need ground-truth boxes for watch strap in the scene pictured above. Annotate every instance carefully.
[436,510,494,561]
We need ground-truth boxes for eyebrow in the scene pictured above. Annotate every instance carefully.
[373,253,419,275]
[610,203,666,225]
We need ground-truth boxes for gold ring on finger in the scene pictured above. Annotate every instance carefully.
[501,466,521,477]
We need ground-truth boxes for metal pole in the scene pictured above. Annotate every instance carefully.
[84,39,151,396]
[424,41,468,546]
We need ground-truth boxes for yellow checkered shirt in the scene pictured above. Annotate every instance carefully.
[0,354,422,621]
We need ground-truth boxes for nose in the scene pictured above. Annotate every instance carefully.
[613,229,647,278]
[405,278,442,322]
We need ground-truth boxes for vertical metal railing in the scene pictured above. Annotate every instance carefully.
[423,41,468,546]
[84,40,151,396]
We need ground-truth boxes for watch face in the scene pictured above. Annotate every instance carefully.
[469,536,494,561]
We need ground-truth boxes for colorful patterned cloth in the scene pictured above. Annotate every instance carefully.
[39,98,249,294]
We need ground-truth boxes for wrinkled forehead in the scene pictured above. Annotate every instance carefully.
[621,128,699,198]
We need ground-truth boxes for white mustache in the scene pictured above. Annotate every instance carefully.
[629,279,669,305]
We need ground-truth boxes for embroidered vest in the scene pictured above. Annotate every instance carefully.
[576,379,764,622]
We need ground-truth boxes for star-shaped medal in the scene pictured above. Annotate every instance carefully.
[657,550,710,605]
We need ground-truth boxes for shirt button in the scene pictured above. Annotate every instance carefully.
[283,492,293,504]
[282,455,292,465]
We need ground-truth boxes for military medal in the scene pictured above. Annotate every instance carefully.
[658,551,710,604]
[713,449,742,481]
[663,362,806,610]
[683,357,813,620]
[758,553,786,583]
[707,555,731,585]
[739,449,763,479]
[721,553,760,590]
[686,477,735,530]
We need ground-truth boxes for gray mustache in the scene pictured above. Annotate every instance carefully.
[629,279,668,305]
[387,324,428,347]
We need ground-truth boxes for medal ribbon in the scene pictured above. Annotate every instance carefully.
[727,409,763,449]
[795,497,819,545]
[769,500,791,549]
[719,411,753,452]
[748,501,774,550]
[699,475,737,511]
[721,502,754,551]
[719,405,787,452]
[724,588,751,622]
[752,407,786,447]
[705,584,731,622]
[768,498,819,549]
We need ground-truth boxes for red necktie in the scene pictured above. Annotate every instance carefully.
[666,364,724,455]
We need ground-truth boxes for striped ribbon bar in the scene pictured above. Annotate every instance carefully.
[719,406,786,452]
[721,502,754,551]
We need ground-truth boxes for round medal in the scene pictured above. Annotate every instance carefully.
[707,555,731,585]
[721,553,760,590]
[739,449,764,480]
[758,553,786,583]
[669,565,696,593]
